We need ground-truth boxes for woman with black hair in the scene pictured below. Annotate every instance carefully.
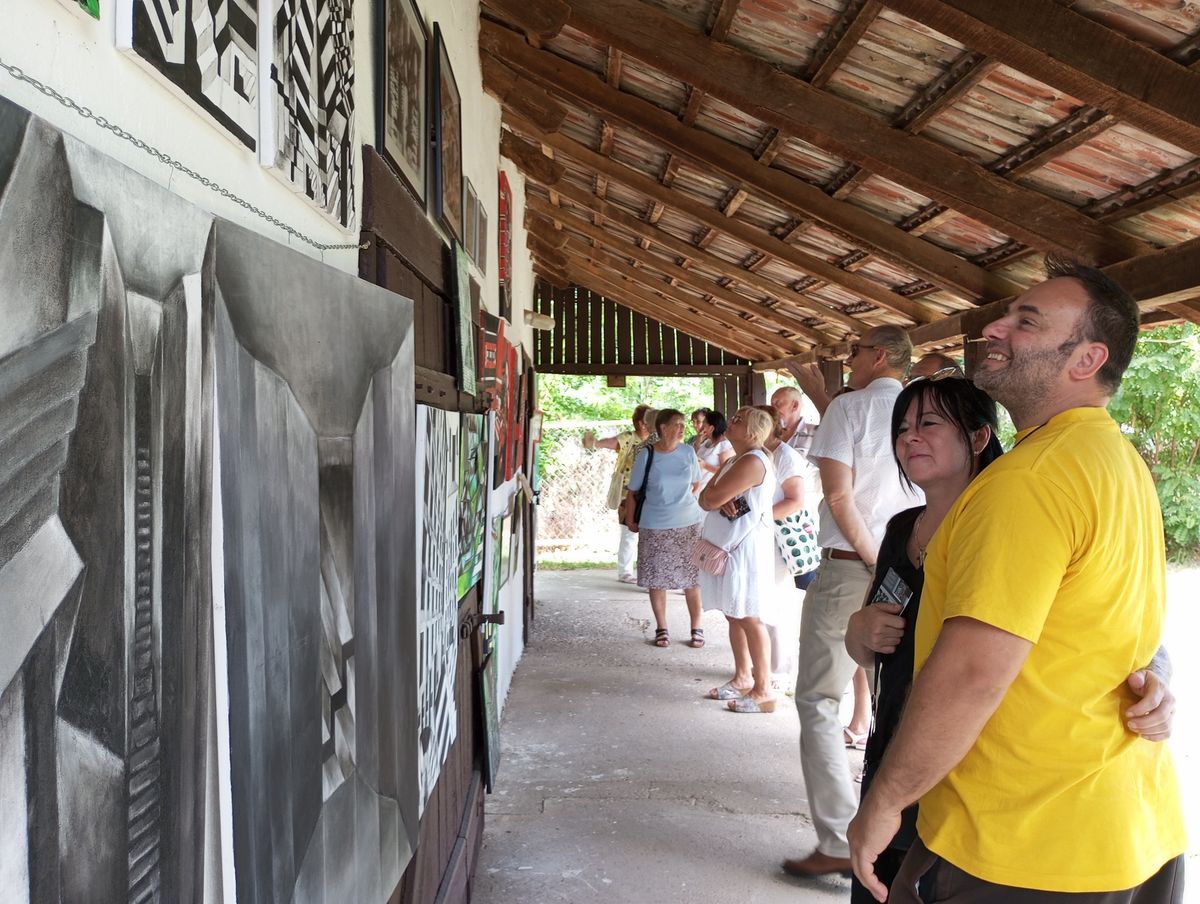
[694,409,734,489]
[844,371,1175,902]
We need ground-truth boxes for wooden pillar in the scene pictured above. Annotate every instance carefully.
[748,370,767,406]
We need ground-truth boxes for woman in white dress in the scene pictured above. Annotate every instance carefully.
[693,409,735,489]
[697,407,779,713]
[755,405,807,691]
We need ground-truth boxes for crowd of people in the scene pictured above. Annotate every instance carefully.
[583,258,1186,902]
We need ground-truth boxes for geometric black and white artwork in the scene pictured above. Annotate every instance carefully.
[0,91,416,903]
[264,0,356,227]
[119,0,259,148]
[414,404,459,814]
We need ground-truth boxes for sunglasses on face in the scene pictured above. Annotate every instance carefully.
[850,343,877,358]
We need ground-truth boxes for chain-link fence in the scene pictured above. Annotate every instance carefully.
[536,420,626,566]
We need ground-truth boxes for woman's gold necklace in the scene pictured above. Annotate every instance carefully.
[913,509,930,568]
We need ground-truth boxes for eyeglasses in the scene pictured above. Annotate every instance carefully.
[849,343,877,358]
[907,365,965,385]
[730,414,745,423]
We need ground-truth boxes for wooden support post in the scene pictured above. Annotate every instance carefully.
[820,359,844,397]
[749,370,767,405]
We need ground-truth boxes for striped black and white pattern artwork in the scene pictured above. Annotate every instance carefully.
[266,0,356,227]
[414,405,460,814]
[122,0,259,148]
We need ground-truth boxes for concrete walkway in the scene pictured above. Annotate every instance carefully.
[474,569,859,904]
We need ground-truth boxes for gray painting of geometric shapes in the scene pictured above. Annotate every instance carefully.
[209,217,418,904]
[265,0,356,227]
[0,91,419,903]
[414,404,460,814]
[120,0,259,148]
[0,93,213,904]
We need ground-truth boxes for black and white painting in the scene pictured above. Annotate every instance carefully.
[378,0,427,202]
[0,92,417,903]
[119,0,259,148]
[414,404,460,813]
[264,0,356,227]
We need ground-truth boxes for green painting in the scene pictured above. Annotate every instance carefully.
[455,413,488,599]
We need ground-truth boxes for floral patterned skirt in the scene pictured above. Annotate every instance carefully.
[636,523,702,590]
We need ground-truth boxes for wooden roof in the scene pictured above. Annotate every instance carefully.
[481,0,1200,364]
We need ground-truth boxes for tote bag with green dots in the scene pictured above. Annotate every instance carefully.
[773,511,820,577]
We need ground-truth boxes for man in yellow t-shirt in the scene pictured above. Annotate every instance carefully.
[848,259,1186,902]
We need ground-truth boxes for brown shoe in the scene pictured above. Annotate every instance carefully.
[781,850,853,879]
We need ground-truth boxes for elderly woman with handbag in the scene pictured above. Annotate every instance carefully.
[624,409,704,648]
[695,407,779,713]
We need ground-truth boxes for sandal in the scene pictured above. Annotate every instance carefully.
[688,628,705,648]
[843,727,868,750]
[654,628,670,648]
[727,696,777,714]
[706,681,750,701]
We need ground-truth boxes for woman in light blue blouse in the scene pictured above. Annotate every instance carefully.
[624,409,705,648]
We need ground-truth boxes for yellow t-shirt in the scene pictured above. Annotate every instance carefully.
[914,406,1185,891]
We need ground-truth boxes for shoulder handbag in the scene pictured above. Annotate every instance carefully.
[630,446,655,525]
[691,461,768,577]
[773,509,820,576]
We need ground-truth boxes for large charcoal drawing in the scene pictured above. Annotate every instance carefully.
[414,405,459,813]
[211,219,417,903]
[0,92,418,904]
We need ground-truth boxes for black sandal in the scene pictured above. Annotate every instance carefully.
[654,628,670,648]
[688,629,705,648]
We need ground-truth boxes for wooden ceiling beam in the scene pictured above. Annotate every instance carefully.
[909,235,1200,346]
[1160,299,1200,327]
[552,217,834,343]
[499,130,565,185]
[480,54,567,134]
[879,0,1200,157]
[480,0,568,40]
[549,1,1149,264]
[482,37,1019,301]
[529,186,863,332]
[503,114,950,322]
[707,0,743,43]
[805,0,883,89]
[989,107,1115,179]
[893,53,998,134]
[568,248,799,358]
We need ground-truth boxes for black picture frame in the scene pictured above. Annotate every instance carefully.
[431,24,464,242]
[375,0,428,203]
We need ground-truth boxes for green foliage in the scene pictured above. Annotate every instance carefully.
[1108,325,1200,560]
[539,374,717,423]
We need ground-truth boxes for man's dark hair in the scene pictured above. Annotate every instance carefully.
[707,409,728,439]
[1045,254,1138,393]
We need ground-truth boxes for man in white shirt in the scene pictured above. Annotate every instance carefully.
[783,325,922,879]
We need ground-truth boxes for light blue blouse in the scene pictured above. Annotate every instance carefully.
[628,444,703,529]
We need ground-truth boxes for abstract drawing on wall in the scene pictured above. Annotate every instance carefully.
[464,181,478,262]
[455,244,476,394]
[498,171,513,322]
[0,92,417,904]
[477,202,489,273]
[431,24,463,241]
[510,500,523,582]
[378,0,427,202]
[60,0,100,19]
[457,413,488,600]
[119,0,258,147]
[264,0,356,227]
[498,512,513,589]
[477,652,501,793]
[415,404,460,813]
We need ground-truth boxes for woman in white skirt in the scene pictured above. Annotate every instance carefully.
[697,407,779,713]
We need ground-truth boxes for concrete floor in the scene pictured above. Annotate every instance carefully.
[473,569,860,904]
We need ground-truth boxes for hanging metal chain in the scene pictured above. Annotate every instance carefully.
[0,59,367,253]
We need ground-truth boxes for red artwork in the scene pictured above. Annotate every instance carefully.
[478,311,521,484]
[497,172,513,323]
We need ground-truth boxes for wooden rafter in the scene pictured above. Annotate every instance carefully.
[879,0,1200,157]
[568,255,796,357]
[805,0,883,88]
[527,185,863,332]
[988,107,1114,179]
[480,0,567,39]
[481,31,1022,300]
[501,113,953,321]
[554,0,1150,263]
[892,52,997,134]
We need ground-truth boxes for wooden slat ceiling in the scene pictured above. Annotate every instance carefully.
[481,0,1200,364]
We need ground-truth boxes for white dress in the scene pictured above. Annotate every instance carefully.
[699,449,779,623]
[695,436,733,488]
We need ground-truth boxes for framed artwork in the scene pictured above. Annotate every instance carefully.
[119,0,258,147]
[498,512,513,588]
[464,181,479,264]
[456,414,489,600]
[455,244,476,393]
[431,25,464,242]
[63,0,100,18]
[377,0,428,202]
[498,172,513,321]
[264,0,357,227]
[477,203,489,272]
[477,652,501,793]
[509,502,523,581]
